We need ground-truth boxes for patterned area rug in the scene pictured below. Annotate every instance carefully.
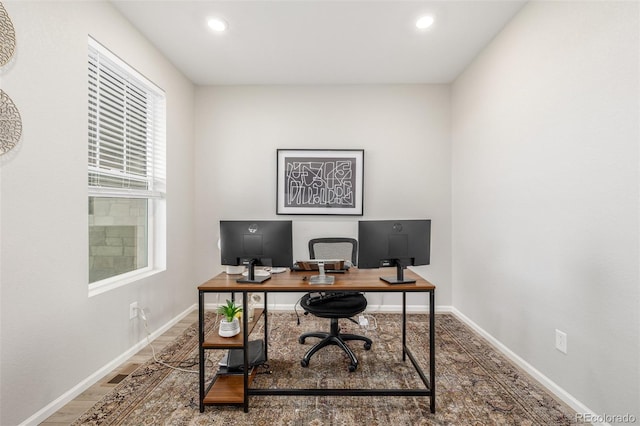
[72,313,575,425]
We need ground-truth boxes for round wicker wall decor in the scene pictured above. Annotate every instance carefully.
[0,89,22,155]
[0,2,16,67]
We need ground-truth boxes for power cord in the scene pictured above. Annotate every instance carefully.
[294,296,306,325]
[138,307,201,374]
[358,313,378,332]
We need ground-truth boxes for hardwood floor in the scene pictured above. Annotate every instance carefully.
[40,309,199,425]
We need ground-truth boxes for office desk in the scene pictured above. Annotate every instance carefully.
[198,267,436,413]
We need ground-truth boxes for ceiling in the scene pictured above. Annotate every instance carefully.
[111,1,527,86]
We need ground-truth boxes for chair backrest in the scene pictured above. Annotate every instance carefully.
[308,237,358,266]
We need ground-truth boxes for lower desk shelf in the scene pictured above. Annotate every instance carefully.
[201,308,265,408]
[204,369,258,405]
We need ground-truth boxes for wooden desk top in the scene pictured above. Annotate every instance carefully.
[198,267,435,292]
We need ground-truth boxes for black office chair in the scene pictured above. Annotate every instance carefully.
[299,238,372,372]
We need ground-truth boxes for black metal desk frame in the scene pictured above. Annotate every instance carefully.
[198,276,436,414]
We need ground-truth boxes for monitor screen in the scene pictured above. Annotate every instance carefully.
[220,220,293,283]
[358,219,431,284]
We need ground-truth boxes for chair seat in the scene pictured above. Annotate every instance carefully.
[300,293,367,318]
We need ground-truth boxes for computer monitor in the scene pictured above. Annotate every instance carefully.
[220,220,293,283]
[357,219,431,284]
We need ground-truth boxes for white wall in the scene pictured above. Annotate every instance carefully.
[194,85,452,309]
[452,1,639,419]
[5,1,636,424]
[0,2,196,425]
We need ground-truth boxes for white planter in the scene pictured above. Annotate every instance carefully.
[218,317,241,337]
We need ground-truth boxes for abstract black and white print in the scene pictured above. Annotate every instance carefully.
[284,157,356,208]
[277,149,363,215]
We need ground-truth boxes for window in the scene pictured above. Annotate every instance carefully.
[88,37,166,293]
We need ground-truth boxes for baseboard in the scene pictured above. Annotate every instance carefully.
[450,307,604,425]
[20,304,197,426]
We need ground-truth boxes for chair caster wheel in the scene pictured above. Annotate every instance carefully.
[364,342,372,350]
[298,336,305,344]
[301,359,309,368]
[348,364,357,372]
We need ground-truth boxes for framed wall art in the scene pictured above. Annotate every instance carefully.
[277,149,364,215]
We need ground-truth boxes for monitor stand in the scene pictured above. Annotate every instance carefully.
[381,261,416,285]
[309,261,335,285]
[237,260,271,284]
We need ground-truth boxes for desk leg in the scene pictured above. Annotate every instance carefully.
[263,292,268,361]
[402,292,407,361]
[243,291,249,413]
[430,289,436,413]
[198,290,205,413]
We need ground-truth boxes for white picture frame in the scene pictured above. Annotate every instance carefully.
[277,149,364,215]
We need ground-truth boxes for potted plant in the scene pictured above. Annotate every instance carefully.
[217,299,242,337]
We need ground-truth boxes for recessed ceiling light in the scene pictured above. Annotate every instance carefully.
[207,18,228,32]
[416,15,435,30]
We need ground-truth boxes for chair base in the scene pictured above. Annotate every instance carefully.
[299,317,372,372]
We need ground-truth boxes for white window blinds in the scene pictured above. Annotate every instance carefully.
[88,37,166,198]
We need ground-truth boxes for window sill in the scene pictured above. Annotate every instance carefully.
[88,267,165,298]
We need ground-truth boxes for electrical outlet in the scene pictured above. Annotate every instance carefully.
[555,329,567,354]
[129,302,138,320]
